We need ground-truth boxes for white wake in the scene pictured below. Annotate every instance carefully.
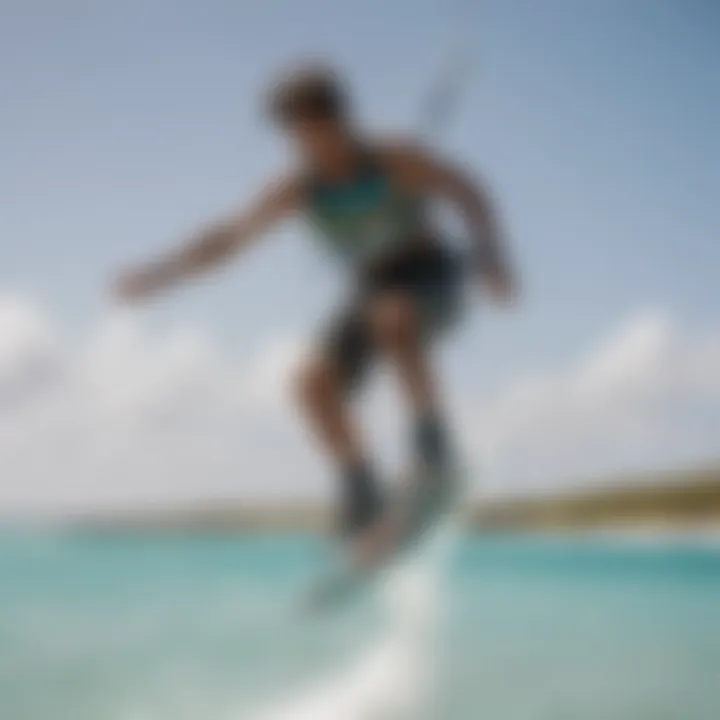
[240,521,457,720]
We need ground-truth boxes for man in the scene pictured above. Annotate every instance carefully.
[115,64,516,558]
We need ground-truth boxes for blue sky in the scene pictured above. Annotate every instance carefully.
[3,0,718,353]
[0,0,719,510]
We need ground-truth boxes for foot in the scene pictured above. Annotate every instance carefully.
[343,487,410,571]
[401,454,460,544]
[338,461,384,539]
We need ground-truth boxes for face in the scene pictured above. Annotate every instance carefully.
[284,118,354,171]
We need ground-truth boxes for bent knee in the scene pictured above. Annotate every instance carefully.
[294,354,339,407]
[368,294,420,352]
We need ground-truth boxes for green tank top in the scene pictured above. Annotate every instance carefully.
[304,149,427,267]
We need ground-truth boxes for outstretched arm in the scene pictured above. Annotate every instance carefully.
[384,142,517,303]
[114,176,303,302]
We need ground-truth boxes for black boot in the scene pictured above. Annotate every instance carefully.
[414,411,449,472]
[406,412,457,538]
[339,460,384,538]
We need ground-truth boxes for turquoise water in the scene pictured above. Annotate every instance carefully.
[1,530,719,720]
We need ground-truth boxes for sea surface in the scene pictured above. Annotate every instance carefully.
[1,526,719,720]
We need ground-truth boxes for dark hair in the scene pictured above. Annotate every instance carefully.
[267,65,348,126]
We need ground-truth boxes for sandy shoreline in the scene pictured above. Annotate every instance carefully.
[4,466,719,536]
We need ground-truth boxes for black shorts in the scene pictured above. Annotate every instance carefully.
[320,243,465,390]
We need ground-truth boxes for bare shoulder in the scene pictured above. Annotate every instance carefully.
[370,135,491,198]
[371,134,430,166]
[369,134,446,192]
[367,135,430,191]
[234,171,308,228]
[258,171,308,208]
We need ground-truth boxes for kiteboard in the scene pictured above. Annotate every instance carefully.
[301,460,463,613]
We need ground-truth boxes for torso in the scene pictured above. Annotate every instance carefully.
[302,145,433,274]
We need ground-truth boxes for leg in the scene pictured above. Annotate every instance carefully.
[367,292,440,416]
[294,351,363,470]
[295,310,382,537]
[366,292,450,470]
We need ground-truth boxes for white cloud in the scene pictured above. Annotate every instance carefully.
[0,296,315,516]
[0,294,62,406]
[0,294,718,516]
[466,309,720,495]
